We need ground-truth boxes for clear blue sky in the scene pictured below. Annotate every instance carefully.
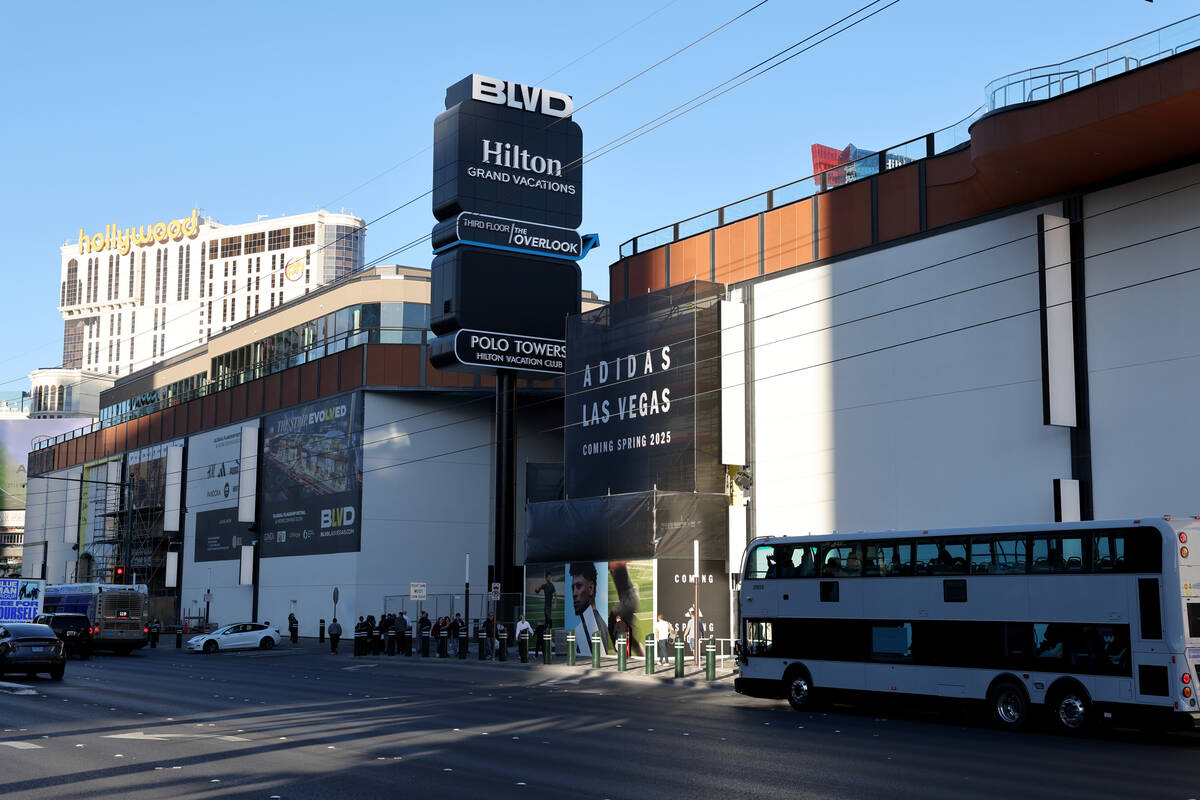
[0,0,1184,403]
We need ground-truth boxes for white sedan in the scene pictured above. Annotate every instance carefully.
[186,622,281,654]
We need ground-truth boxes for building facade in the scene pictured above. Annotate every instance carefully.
[58,208,365,378]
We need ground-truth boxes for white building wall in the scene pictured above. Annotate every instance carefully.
[1082,163,1200,517]
[21,466,79,583]
[752,203,1073,537]
[356,391,493,624]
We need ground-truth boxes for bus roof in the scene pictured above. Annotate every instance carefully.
[45,583,149,594]
[751,517,1199,546]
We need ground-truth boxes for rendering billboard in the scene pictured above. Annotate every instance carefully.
[0,419,82,510]
[259,392,362,558]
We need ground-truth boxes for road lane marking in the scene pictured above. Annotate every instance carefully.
[0,742,42,749]
[103,732,250,742]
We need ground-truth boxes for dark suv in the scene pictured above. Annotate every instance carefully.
[35,614,94,659]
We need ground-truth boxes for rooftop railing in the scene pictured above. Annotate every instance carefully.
[619,14,1200,259]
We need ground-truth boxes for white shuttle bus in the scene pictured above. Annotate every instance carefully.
[734,518,1199,732]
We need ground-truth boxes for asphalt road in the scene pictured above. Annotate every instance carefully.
[0,643,1197,799]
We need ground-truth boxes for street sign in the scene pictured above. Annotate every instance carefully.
[410,582,427,601]
[333,587,339,604]
[431,328,566,375]
[203,589,213,603]
[490,582,501,601]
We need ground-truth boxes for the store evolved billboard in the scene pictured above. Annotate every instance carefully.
[564,282,724,498]
[187,425,252,563]
[259,393,362,558]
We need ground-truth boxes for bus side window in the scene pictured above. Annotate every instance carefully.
[1093,532,1124,571]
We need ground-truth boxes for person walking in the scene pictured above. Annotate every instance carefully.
[448,614,461,655]
[654,613,672,665]
[288,612,299,644]
[328,618,343,654]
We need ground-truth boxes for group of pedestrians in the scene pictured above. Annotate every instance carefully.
[330,610,478,656]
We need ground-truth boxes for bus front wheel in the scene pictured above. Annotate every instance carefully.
[783,665,815,712]
[987,679,1030,731]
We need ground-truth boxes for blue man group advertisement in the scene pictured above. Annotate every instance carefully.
[0,578,45,623]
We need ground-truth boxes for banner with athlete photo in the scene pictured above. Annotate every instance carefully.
[526,560,653,658]
[259,392,362,558]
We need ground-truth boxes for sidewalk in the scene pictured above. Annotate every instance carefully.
[288,637,738,688]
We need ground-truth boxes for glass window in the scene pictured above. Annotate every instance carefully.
[267,228,291,250]
[916,538,967,575]
[1094,532,1125,572]
[870,622,912,661]
[1031,535,1084,573]
[293,224,315,247]
[864,541,912,576]
[745,620,772,657]
[818,543,860,577]
[220,236,242,258]
[746,545,773,579]
[970,536,1027,574]
[244,232,265,254]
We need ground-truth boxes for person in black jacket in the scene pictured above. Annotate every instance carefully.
[287,613,299,644]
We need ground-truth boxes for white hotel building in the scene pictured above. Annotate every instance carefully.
[32,209,365,416]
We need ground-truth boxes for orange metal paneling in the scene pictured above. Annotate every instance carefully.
[713,216,760,285]
[625,249,667,297]
[821,180,872,258]
[364,345,388,386]
[262,374,282,413]
[340,347,365,393]
[762,199,814,274]
[301,362,321,402]
[668,233,710,284]
[609,262,626,302]
[876,165,920,242]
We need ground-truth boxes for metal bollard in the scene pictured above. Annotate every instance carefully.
[518,630,529,662]
[386,629,396,656]
[477,627,487,661]
[591,632,601,668]
[645,634,655,675]
[319,619,326,643]
[616,637,627,671]
[498,630,508,661]
[566,631,575,666]
[674,640,685,678]
[439,629,449,658]
[459,629,469,660]
[175,627,183,649]
[542,631,552,664]
[705,636,716,681]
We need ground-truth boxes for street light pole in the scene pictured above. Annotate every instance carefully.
[693,539,700,667]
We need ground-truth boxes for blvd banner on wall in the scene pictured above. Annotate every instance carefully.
[564,281,724,497]
[259,393,362,558]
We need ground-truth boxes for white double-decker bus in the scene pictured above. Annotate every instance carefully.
[735,518,1199,732]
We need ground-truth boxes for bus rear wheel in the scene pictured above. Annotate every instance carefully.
[988,679,1030,731]
[1046,682,1092,734]
[783,665,815,712]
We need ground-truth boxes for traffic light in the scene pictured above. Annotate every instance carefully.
[115,566,125,583]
